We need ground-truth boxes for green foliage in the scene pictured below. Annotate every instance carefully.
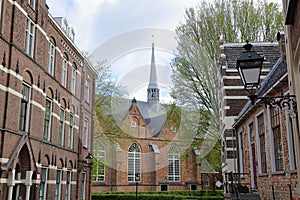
[172,0,283,169]
[92,190,224,200]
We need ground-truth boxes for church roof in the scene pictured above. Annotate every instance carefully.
[136,100,166,135]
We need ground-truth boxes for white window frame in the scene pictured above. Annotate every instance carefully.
[81,173,86,200]
[58,108,65,146]
[168,144,180,182]
[39,167,48,200]
[83,118,89,147]
[48,41,55,76]
[286,106,297,171]
[256,111,267,174]
[131,120,137,127]
[55,169,62,200]
[65,171,71,200]
[43,98,52,141]
[204,176,210,186]
[268,106,284,172]
[62,58,68,87]
[28,0,36,9]
[85,79,90,103]
[19,82,31,132]
[247,122,255,188]
[25,18,35,57]
[93,141,105,182]
[238,129,245,178]
[71,67,76,95]
[128,143,141,182]
[68,113,74,149]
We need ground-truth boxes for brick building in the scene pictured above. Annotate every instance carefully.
[91,43,218,193]
[232,33,298,199]
[218,41,280,191]
[284,0,300,196]
[0,0,97,200]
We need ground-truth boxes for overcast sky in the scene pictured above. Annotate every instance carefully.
[47,0,282,102]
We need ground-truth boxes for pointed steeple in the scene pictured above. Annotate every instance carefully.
[147,42,160,105]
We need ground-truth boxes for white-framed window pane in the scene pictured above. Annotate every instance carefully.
[85,79,90,102]
[25,19,35,57]
[62,58,68,87]
[257,113,267,173]
[68,114,74,149]
[168,144,180,181]
[93,141,105,182]
[39,167,48,200]
[28,0,36,9]
[48,42,55,75]
[19,83,31,131]
[81,173,86,200]
[65,171,71,200]
[55,169,62,200]
[43,99,52,141]
[58,108,65,146]
[83,119,88,147]
[128,143,141,182]
[71,68,76,94]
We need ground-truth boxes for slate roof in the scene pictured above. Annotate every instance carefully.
[136,100,166,136]
[234,57,287,123]
[223,42,280,69]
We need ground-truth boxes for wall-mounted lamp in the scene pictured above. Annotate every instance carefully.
[236,41,297,115]
[85,153,93,165]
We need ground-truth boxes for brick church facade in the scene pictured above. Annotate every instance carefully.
[0,0,97,199]
[92,44,219,193]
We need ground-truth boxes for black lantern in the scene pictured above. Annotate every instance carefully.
[236,41,264,93]
[85,153,93,165]
[135,173,140,181]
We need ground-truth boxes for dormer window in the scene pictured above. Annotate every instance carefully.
[171,126,177,133]
[131,121,137,127]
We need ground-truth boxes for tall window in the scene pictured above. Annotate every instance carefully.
[270,107,283,171]
[25,19,35,57]
[80,173,86,200]
[71,67,76,94]
[19,83,31,131]
[62,58,68,87]
[28,0,36,9]
[43,98,52,141]
[93,141,105,182]
[83,119,88,147]
[128,143,141,182]
[85,79,90,102]
[48,42,55,76]
[39,167,48,200]
[168,144,180,181]
[257,113,267,173]
[68,114,74,149]
[287,113,297,170]
[238,131,244,176]
[58,108,65,146]
[65,171,71,200]
[55,169,62,200]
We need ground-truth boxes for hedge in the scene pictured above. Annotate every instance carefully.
[92,190,224,200]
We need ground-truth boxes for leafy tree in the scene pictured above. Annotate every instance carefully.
[172,0,283,169]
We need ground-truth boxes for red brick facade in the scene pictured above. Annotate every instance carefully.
[0,0,97,200]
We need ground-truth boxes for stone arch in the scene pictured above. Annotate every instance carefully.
[68,160,73,170]
[46,87,54,99]
[23,70,33,85]
[18,145,31,179]
[42,154,50,166]
[58,158,64,169]
[49,36,56,46]
[61,98,67,109]
[63,52,69,61]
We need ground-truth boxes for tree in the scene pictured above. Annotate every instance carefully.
[171,0,283,167]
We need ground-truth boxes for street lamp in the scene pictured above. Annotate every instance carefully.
[236,41,297,113]
[135,173,140,200]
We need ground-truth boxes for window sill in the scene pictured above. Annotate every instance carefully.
[290,169,297,174]
[258,173,268,177]
[271,171,285,175]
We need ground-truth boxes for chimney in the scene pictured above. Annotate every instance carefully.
[276,31,286,57]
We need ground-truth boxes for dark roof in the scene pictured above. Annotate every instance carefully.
[223,42,280,69]
[234,57,287,123]
[136,101,166,135]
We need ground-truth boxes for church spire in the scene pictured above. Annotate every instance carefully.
[147,41,159,105]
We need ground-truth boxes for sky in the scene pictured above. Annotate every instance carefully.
[47,0,283,102]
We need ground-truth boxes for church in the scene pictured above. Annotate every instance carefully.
[92,43,218,193]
